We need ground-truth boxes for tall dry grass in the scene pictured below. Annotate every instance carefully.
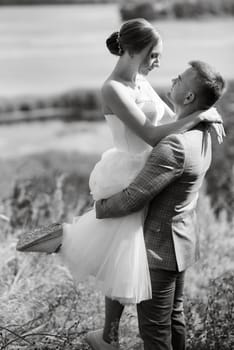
[0,151,233,349]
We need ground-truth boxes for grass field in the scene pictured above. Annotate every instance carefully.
[0,148,233,350]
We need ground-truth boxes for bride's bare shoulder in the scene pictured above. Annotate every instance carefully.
[101,76,136,115]
[101,77,130,98]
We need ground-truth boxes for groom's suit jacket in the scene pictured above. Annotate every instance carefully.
[96,125,212,272]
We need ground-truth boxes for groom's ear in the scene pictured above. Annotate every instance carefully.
[184,91,195,105]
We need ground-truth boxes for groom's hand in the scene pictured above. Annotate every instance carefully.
[95,134,186,220]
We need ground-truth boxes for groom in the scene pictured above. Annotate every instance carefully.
[94,61,225,350]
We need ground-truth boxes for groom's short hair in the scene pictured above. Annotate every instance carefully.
[189,60,225,110]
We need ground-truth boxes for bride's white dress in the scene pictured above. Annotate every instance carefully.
[60,83,167,304]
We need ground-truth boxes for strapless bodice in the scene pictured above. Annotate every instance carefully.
[89,80,168,200]
[105,97,165,154]
[105,115,150,154]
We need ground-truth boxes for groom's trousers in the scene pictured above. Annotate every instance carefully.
[137,268,186,350]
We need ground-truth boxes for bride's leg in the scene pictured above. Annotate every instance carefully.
[103,297,125,344]
[85,297,124,349]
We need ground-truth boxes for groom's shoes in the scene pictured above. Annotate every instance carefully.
[16,223,63,254]
[86,329,119,350]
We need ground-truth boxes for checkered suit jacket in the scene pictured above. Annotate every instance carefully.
[96,125,212,272]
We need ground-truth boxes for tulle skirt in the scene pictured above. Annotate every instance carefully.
[60,147,152,304]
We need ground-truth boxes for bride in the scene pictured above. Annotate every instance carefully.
[17,19,223,306]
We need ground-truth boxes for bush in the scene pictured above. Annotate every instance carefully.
[173,1,204,18]
[119,0,234,20]
[0,0,117,4]
[120,0,171,21]
[184,190,234,299]
[0,89,103,124]
[185,271,234,350]
[206,81,234,220]
[183,192,234,349]
[173,0,234,18]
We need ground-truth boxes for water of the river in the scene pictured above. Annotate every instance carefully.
[0,4,233,97]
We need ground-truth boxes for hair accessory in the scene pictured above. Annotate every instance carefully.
[116,32,122,55]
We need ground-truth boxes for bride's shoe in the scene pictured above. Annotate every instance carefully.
[86,329,119,350]
[16,223,63,254]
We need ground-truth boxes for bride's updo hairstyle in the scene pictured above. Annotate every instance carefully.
[106,18,161,57]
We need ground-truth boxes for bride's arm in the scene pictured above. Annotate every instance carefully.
[102,81,204,147]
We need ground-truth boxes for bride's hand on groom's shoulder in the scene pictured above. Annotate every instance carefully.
[199,107,226,144]
[209,122,226,144]
[199,107,222,123]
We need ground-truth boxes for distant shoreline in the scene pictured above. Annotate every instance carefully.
[0,0,116,5]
